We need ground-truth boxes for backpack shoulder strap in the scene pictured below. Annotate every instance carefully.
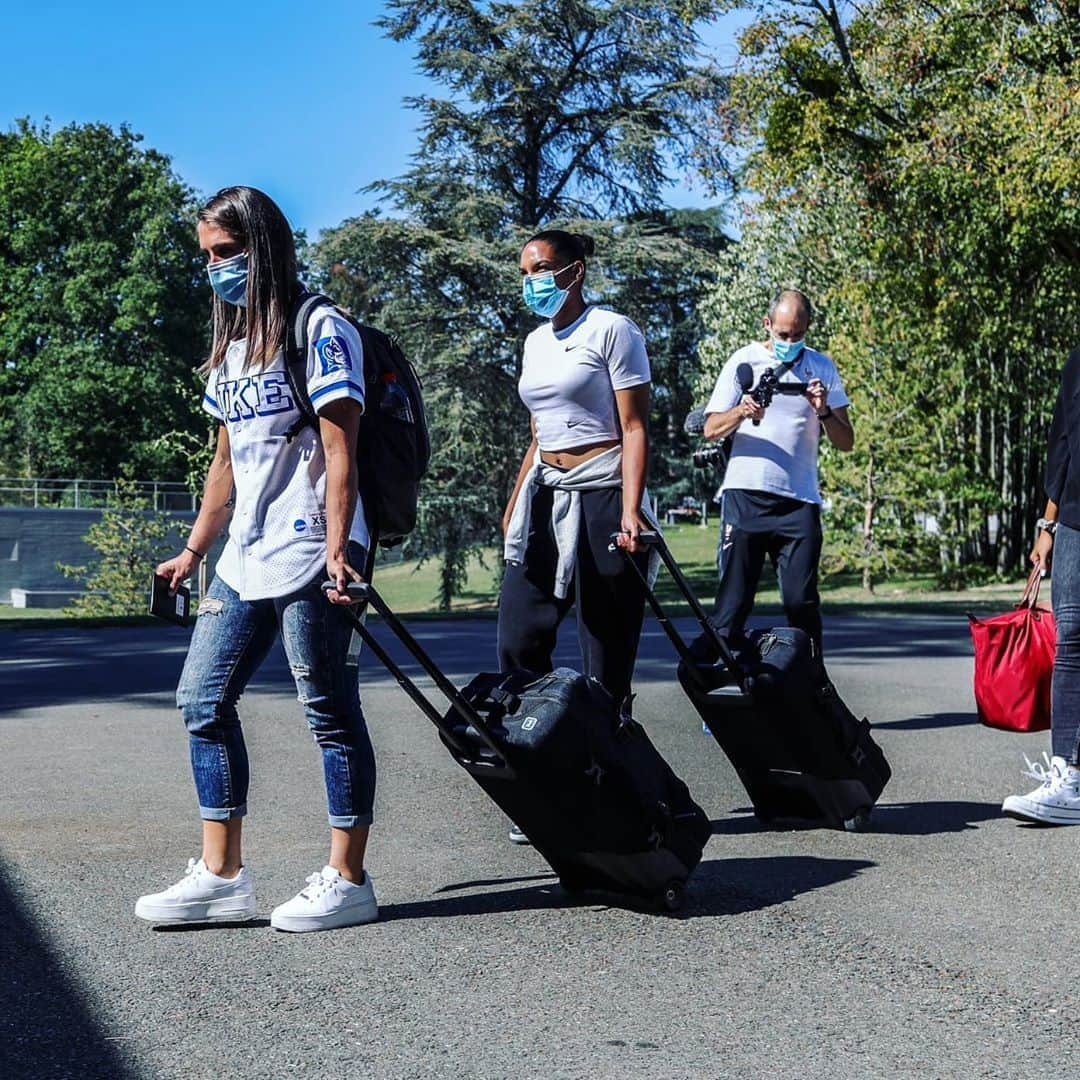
[283,291,333,441]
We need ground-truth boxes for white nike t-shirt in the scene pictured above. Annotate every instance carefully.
[202,303,369,600]
[518,306,650,451]
[704,341,850,505]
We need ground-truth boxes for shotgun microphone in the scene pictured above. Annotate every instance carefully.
[683,407,707,436]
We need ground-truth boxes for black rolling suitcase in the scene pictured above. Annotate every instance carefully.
[622,532,891,831]
[332,581,710,910]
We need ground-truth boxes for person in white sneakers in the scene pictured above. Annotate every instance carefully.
[135,186,378,930]
[1002,347,1080,824]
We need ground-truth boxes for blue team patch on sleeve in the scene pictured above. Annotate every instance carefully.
[315,335,353,376]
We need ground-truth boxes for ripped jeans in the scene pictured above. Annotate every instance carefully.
[176,564,376,828]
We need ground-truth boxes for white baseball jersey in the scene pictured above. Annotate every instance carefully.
[202,303,369,600]
[704,341,850,505]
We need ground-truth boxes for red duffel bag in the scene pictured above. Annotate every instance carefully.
[969,567,1056,732]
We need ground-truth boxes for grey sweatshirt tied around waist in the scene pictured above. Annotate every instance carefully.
[503,445,661,599]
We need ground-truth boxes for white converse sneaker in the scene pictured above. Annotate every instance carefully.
[1002,754,1080,825]
[270,866,378,932]
[134,858,256,924]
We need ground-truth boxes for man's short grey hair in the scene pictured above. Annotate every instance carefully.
[768,288,814,326]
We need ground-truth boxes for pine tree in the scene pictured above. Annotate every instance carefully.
[313,0,729,607]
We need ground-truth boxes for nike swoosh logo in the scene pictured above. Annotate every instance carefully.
[565,344,582,351]
[566,419,584,428]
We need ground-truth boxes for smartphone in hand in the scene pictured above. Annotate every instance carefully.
[148,573,191,627]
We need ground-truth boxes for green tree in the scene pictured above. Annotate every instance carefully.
[0,120,209,481]
[312,0,730,608]
[58,472,180,616]
[701,0,1080,586]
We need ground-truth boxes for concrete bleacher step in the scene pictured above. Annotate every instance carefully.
[9,588,104,609]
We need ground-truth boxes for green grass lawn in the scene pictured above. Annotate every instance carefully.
[304,523,1039,615]
[368,523,724,614]
[0,522,1035,627]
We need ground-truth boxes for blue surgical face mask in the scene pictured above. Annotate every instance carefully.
[522,262,579,318]
[206,251,249,307]
[771,334,805,365]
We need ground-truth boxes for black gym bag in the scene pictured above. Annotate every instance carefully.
[333,581,710,910]
[620,531,891,831]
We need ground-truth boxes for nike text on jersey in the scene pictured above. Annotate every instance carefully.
[199,308,369,601]
[217,372,296,422]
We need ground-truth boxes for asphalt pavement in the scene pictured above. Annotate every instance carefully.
[0,609,1076,1079]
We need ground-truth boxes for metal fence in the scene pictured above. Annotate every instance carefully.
[0,477,197,512]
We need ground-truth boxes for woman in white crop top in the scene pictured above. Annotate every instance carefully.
[498,232,659,847]
[504,233,652,547]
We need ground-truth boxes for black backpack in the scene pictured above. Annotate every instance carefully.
[283,292,430,548]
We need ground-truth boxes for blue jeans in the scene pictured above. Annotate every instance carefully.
[1052,523,1080,764]
[176,566,376,827]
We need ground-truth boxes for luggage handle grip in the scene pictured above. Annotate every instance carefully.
[607,531,746,691]
[607,529,662,549]
[322,581,508,763]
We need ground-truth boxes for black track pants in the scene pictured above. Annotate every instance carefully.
[497,484,649,708]
[711,488,824,655]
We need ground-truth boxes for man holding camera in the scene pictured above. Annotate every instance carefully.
[698,288,854,663]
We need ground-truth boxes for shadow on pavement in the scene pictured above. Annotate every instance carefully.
[710,800,999,836]
[379,880,571,921]
[0,863,137,1080]
[153,917,272,933]
[434,873,556,893]
[868,800,1001,834]
[875,711,977,730]
[710,815,770,835]
[1,608,974,714]
[380,855,873,922]
[684,856,875,917]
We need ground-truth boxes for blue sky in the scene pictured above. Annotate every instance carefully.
[2,1,749,238]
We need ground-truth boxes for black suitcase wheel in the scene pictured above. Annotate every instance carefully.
[659,879,685,912]
[842,807,872,832]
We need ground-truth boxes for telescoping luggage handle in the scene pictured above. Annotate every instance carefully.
[611,531,746,692]
[323,581,508,765]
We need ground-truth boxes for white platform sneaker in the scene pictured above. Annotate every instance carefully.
[135,858,257,924]
[270,866,378,932]
[1002,754,1080,825]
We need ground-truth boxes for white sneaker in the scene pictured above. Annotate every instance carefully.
[507,822,531,845]
[134,858,256,924]
[270,866,378,932]
[1002,754,1080,825]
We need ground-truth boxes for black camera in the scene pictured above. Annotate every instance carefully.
[684,407,731,472]
[692,445,727,469]
[738,363,809,425]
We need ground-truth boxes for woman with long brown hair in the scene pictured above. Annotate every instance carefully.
[135,186,378,931]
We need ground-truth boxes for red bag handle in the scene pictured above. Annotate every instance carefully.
[1018,565,1045,611]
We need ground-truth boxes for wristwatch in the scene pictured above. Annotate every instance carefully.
[1036,518,1058,536]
